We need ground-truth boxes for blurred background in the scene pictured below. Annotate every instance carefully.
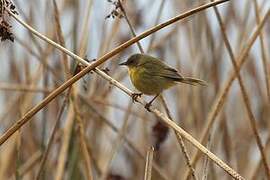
[0,0,270,179]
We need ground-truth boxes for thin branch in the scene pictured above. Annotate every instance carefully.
[118,0,144,53]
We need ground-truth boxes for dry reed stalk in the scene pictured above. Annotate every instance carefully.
[201,132,213,180]
[98,20,119,57]
[147,27,178,53]
[252,0,270,102]
[0,94,22,124]
[35,0,82,177]
[35,93,69,180]
[0,135,17,178]
[118,0,144,53]
[212,3,270,178]
[250,136,270,179]
[15,151,42,179]
[160,95,197,180]
[183,9,270,180]
[54,100,75,180]
[90,97,144,118]
[74,104,93,180]
[15,36,63,83]
[15,118,22,180]
[53,0,70,80]
[72,2,94,179]
[100,101,133,180]
[0,83,52,93]
[79,95,170,180]
[146,0,166,52]
[78,0,93,57]
[220,113,238,172]
[144,146,154,180]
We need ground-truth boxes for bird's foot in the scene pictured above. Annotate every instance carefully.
[131,93,143,103]
[144,94,159,111]
[144,102,152,112]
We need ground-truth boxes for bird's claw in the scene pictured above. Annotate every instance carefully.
[131,93,142,103]
[144,102,152,112]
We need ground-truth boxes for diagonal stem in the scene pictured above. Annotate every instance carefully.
[211,3,270,179]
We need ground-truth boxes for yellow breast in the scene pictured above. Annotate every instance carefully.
[128,68,140,88]
[127,67,174,95]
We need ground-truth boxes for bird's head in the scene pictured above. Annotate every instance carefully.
[119,54,142,68]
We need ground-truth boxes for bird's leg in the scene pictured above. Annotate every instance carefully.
[145,94,159,111]
[131,92,143,103]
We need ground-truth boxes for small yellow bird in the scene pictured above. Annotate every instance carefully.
[119,53,206,109]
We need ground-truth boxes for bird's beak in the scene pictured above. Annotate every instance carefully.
[119,61,127,66]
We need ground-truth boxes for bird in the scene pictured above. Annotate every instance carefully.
[119,53,206,110]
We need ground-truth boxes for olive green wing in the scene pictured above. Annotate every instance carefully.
[138,55,207,86]
[138,56,183,81]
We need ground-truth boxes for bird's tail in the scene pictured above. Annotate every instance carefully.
[179,77,207,86]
